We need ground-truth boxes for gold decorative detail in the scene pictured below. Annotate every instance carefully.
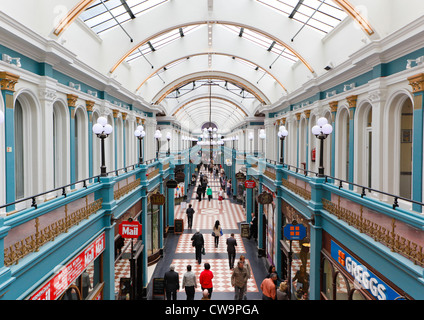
[408,73,424,93]
[346,95,358,109]
[304,110,311,119]
[0,72,20,92]
[86,100,95,112]
[67,94,78,107]
[112,109,120,118]
[122,112,128,121]
[114,178,140,200]
[282,178,311,201]
[329,101,338,113]
[4,198,103,267]
[263,169,276,181]
[322,197,424,267]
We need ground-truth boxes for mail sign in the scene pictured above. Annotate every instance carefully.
[119,220,142,239]
[331,240,401,300]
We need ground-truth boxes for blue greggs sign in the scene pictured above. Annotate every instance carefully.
[331,241,401,300]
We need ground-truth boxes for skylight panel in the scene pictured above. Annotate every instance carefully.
[125,25,202,63]
[80,0,169,35]
[222,25,298,63]
[256,0,347,34]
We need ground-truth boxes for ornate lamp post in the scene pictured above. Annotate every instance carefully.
[166,132,172,156]
[134,125,145,165]
[248,131,254,155]
[312,117,333,177]
[92,116,113,177]
[277,125,288,164]
[259,129,266,158]
[154,129,162,160]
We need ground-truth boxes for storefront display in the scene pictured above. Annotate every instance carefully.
[28,233,105,300]
[321,232,409,300]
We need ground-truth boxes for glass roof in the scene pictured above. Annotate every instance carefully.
[256,0,347,34]
[80,0,169,34]
[222,25,298,63]
[126,25,202,62]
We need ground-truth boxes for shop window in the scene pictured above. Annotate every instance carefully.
[335,272,349,300]
[352,289,367,300]
[321,258,333,300]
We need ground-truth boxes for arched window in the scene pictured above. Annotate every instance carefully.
[53,101,68,188]
[14,100,24,200]
[335,107,350,181]
[355,103,373,188]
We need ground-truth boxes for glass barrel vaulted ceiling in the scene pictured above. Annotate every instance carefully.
[58,0,374,134]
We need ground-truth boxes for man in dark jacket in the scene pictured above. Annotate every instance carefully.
[196,184,203,202]
[191,229,204,264]
[164,265,179,300]
[186,204,195,229]
[226,233,238,269]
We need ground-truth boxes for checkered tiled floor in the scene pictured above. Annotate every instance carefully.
[175,233,246,254]
[171,258,258,293]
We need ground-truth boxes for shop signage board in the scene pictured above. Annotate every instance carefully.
[166,179,178,189]
[283,223,306,241]
[119,220,142,239]
[151,193,166,205]
[330,240,402,300]
[244,180,256,189]
[29,233,105,300]
[258,191,273,205]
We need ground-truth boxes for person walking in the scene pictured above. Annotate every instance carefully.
[218,189,224,205]
[182,264,197,300]
[226,179,232,197]
[199,263,214,299]
[239,255,251,300]
[196,184,203,202]
[164,265,179,300]
[261,273,277,300]
[186,204,195,229]
[226,233,237,269]
[191,229,204,264]
[212,220,222,248]
[231,260,249,300]
[248,212,258,240]
[206,185,213,202]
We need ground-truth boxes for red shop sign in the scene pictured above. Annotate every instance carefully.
[245,180,256,189]
[119,220,142,239]
[29,233,105,300]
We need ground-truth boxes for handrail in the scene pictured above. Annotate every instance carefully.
[0,175,102,211]
[282,162,424,211]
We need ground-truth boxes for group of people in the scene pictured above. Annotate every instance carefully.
[190,225,237,268]
[194,163,232,204]
[163,254,253,301]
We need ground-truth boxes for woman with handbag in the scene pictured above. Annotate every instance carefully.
[212,220,222,248]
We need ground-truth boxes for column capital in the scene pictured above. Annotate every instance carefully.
[86,100,95,112]
[122,112,128,121]
[0,71,19,92]
[408,73,424,93]
[329,101,338,113]
[67,94,78,107]
[304,110,311,119]
[112,109,120,118]
[295,113,301,121]
[346,95,358,109]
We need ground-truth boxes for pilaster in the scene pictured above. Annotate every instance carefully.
[408,74,424,212]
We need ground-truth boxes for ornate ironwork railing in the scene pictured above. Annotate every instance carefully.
[4,198,103,267]
[114,178,141,200]
[322,197,424,267]
[282,178,311,201]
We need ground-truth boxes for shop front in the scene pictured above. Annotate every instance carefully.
[147,190,163,266]
[320,231,410,300]
[28,233,105,300]
[280,201,311,299]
